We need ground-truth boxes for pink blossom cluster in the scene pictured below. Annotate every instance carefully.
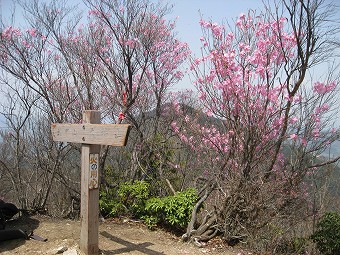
[1,25,56,62]
[313,81,336,95]
[315,103,330,115]
[171,120,232,157]
[191,15,297,126]
[2,26,22,39]
[199,20,224,38]
[26,28,37,37]
[174,12,311,177]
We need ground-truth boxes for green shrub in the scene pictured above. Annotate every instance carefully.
[100,180,150,218]
[142,215,159,230]
[143,188,198,231]
[118,180,150,217]
[311,212,340,255]
[100,182,198,233]
[99,189,123,217]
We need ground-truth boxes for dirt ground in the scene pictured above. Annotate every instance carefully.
[0,215,253,255]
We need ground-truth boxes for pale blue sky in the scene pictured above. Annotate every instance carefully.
[166,0,267,90]
[167,0,263,55]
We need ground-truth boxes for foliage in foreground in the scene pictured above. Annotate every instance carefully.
[100,180,150,218]
[311,212,340,255]
[142,188,198,231]
[100,180,198,232]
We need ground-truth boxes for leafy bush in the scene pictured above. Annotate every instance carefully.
[118,180,150,217]
[100,180,150,218]
[100,182,198,233]
[99,189,123,217]
[143,188,198,231]
[311,212,340,255]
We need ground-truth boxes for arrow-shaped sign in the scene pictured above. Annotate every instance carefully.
[51,123,130,146]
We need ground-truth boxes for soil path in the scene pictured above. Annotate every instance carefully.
[0,215,249,255]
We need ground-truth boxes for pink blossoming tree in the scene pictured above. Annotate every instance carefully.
[173,0,340,247]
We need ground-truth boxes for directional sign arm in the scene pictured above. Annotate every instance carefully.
[51,124,130,146]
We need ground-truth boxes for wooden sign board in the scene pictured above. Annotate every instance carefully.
[51,111,130,255]
[51,123,130,146]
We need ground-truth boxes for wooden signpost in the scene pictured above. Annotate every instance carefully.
[51,110,130,255]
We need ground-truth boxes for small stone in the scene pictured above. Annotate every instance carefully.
[63,248,78,255]
[56,246,68,254]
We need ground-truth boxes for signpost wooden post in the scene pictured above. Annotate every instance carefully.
[51,110,130,255]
